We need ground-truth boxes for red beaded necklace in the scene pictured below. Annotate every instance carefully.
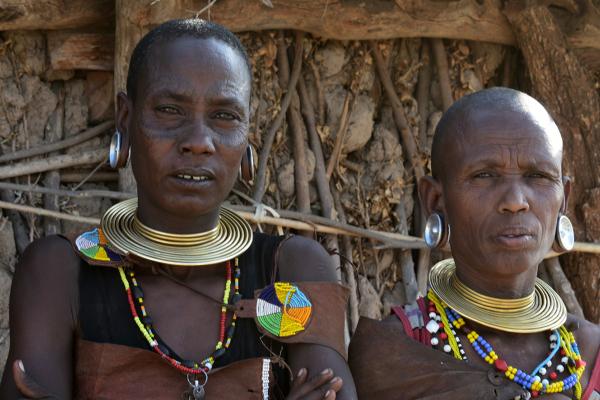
[117,258,240,375]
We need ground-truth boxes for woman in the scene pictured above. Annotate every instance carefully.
[349,88,600,399]
[0,19,356,400]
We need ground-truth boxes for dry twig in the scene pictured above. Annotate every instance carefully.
[431,38,453,111]
[253,31,304,203]
[0,150,107,180]
[277,32,311,214]
[0,120,113,164]
[298,75,335,219]
[326,92,352,178]
[545,257,585,318]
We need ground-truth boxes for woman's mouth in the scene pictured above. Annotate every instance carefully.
[495,229,535,249]
[176,174,212,182]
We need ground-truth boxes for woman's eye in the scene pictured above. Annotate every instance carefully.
[156,105,180,115]
[527,172,547,179]
[214,111,239,121]
[473,172,494,178]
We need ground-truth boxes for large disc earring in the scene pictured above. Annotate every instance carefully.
[553,214,575,252]
[424,212,450,249]
[108,130,130,169]
[239,145,255,183]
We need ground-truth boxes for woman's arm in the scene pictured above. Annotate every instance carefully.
[278,236,358,400]
[0,236,80,399]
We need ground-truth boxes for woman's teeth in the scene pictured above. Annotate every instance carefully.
[177,174,209,181]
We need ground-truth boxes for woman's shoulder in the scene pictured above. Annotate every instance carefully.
[12,235,81,309]
[276,235,338,282]
[569,314,600,361]
[17,235,81,277]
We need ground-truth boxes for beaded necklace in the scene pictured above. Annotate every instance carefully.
[427,290,586,399]
[117,258,240,375]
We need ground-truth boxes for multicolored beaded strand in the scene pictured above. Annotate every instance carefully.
[427,291,586,399]
[427,289,467,360]
[117,258,240,375]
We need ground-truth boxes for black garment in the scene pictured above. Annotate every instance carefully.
[77,231,288,395]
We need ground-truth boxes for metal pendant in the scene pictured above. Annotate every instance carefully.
[191,384,205,400]
[185,372,207,400]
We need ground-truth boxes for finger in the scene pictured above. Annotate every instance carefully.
[12,360,52,399]
[290,368,308,390]
[326,377,343,394]
[290,368,335,398]
[309,376,343,400]
[323,388,336,400]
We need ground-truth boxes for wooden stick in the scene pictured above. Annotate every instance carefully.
[0,200,100,225]
[431,38,453,111]
[277,32,311,215]
[253,31,304,203]
[326,92,352,178]
[308,60,325,126]
[417,40,432,149]
[545,257,585,318]
[0,120,113,164]
[43,84,65,236]
[61,171,118,183]
[0,182,133,200]
[370,41,424,181]
[371,41,430,300]
[415,41,433,296]
[334,190,360,332]
[231,204,425,248]
[42,172,61,235]
[3,197,600,256]
[0,149,107,180]
[298,75,335,219]
[501,49,516,88]
[0,191,30,255]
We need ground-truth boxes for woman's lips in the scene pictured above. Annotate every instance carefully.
[495,227,536,249]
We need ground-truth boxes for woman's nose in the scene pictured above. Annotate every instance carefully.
[178,122,216,155]
[497,179,530,214]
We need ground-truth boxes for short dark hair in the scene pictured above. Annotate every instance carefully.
[126,18,251,101]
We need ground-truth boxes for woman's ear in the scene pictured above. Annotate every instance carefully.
[418,175,445,216]
[562,176,572,213]
[116,92,131,142]
[116,92,132,163]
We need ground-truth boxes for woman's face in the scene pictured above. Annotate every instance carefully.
[435,107,567,279]
[119,36,251,225]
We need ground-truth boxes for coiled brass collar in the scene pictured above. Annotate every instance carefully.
[429,259,567,333]
[101,198,252,266]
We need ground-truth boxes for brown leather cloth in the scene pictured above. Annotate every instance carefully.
[235,282,350,360]
[75,339,272,400]
[348,317,528,400]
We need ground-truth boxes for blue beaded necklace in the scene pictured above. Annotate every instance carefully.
[427,290,586,399]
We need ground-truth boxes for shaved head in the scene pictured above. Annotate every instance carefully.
[431,87,563,180]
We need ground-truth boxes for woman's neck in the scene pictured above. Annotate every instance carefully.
[135,204,220,234]
[454,259,538,299]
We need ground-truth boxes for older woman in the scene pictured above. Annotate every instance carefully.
[0,19,356,400]
[349,88,600,399]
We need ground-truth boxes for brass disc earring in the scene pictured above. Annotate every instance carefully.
[108,130,130,169]
[109,130,122,169]
[239,145,255,183]
[424,213,449,249]
[553,214,575,252]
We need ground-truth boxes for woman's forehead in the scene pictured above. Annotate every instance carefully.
[440,109,563,172]
[138,37,250,97]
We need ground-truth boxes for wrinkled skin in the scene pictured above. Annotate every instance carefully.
[350,90,599,399]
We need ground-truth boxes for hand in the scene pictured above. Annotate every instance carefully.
[286,368,343,400]
[12,360,58,400]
